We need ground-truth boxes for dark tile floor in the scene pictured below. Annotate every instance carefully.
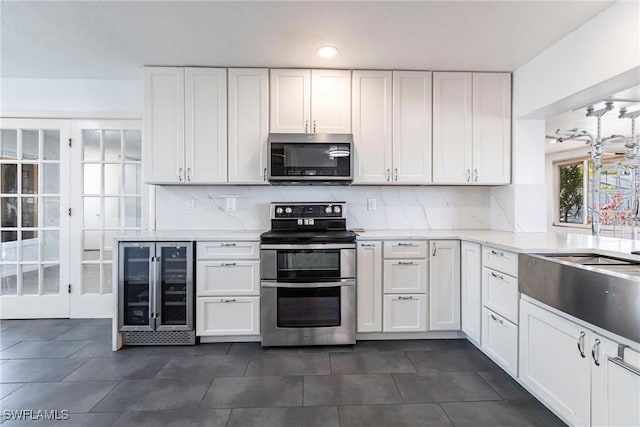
[0,319,565,426]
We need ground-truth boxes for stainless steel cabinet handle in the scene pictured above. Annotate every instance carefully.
[221,298,236,303]
[592,339,601,366]
[386,168,391,182]
[490,271,505,280]
[490,313,505,325]
[313,120,317,133]
[474,169,479,182]
[178,167,183,182]
[394,168,398,181]
[432,242,437,256]
[577,331,586,358]
[398,296,414,300]
[360,243,376,247]
[305,120,309,133]
[263,168,267,181]
[221,243,236,247]
[397,243,416,247]
[490,249,505,257]
[467,169,471,182]
[186,168,192,182]
[607,344,640,376]
[221,262,236,267]
[398,261,414,265]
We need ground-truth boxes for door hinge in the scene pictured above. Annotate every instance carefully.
[68,138,72,147]
[68,284,71,293]
[68,208,72,216]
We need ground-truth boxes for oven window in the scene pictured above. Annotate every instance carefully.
[271,143,351,177]
[277,287,341,327]
[277,250,340,281]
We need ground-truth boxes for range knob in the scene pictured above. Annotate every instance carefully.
[285,207,292,214]
[325,206,333,214]
[333,206,341,214]
[275,207,283,215]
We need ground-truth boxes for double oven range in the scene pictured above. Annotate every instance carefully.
[260,202,356,347]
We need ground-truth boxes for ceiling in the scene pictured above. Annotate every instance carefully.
[0,1,614,80]
[546,86,640,154]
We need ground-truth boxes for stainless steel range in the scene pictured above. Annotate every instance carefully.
[260,202,356,347]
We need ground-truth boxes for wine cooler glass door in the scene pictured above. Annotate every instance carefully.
[119,243,154,331]
[156,242,193,331]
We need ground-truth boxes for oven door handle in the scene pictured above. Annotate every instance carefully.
[261,279,355,288]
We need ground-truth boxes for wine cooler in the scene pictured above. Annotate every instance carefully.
[118,241,195,345]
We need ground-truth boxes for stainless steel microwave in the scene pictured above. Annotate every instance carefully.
[267,133,353,185]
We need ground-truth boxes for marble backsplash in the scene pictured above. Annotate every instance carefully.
[154,185,492,231]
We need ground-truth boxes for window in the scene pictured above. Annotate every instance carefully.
[556,157,633,229]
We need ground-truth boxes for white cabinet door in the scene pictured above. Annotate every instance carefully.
[461,241,482,344]
[519,300,591,426]
[383,294,428,332]
[270,69,311,133]
[392,71,432,184]
[196,296,260,336]
[383,241,428,259]
[311,69,351,133]
[352,70,392,184]
[228,68,269,184]
[383,259,427,294]
[432,72,473,184]
[592,335,640,427]
[197,241,260,260]
[429,240,460,331]
[472,73,511,185]
[184,68,227,184]
[356,241,382,332]
[143,67,185,184]
[482,308,518,376]
[196,260,260,296]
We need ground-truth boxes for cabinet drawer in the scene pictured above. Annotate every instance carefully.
[383,294,428,332]
[196,296,260,336]
[383,259,427,293]
[383,241,427,259]
[482,267,518,323]
[482,246,518,277]
[197,241,260,260]
[196,260,260,296]
[482,308,518,376]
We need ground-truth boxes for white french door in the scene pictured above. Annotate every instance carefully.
[69,120,144,318]
[0,119,70,318]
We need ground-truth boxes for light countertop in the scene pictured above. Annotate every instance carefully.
[115,230,266,242]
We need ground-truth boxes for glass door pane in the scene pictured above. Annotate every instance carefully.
[121,245,152,328]
[158,245,188,327]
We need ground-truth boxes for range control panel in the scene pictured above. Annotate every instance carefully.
[270,202,346,220]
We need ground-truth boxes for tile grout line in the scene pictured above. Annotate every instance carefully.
[85,379,121,414]
[439,402,457,427]
[389,371,406,404]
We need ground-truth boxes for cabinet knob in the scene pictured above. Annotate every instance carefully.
[432,242,437,256]
[305,120,309,133]
[394,168,398,182]
[187,168,192,182]
[263,168,267,181]
[474,169,479,182]
[386,169,391,182]
[178,168,183,182]
[313,120,317,133]
[466,169,471,182]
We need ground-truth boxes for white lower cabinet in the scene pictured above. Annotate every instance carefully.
[196,260,259,296]
[356,241,383,333]
[461,241,482,344]
[429,240,461,331]
[482,266,518,324]
[196,297,260,336]
[481,308,517,376]
[383,294,427,332]
[383,259,427,293]
[519,299,592,426]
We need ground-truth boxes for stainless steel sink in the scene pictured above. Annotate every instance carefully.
[519,252,640,344]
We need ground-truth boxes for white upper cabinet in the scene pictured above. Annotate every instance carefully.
[432,72,473,184]
[228,68,269,184]
[433,72,511,185]
[270,69,311,133]
[270,69,351,134]
[352,71,393,184]
[392,71,432,184]
[144,67,227,184]
[428,240,461,331]
[144,67,185,184]
[472,73,511,184]
[185,67,227,184]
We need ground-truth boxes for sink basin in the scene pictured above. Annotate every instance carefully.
[541,253,640,266]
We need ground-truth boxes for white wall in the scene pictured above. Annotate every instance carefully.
[495,0,640,233]
[0,78,143,117]
[154,185,491,231]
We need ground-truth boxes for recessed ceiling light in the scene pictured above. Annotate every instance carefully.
[317,46,338,58]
